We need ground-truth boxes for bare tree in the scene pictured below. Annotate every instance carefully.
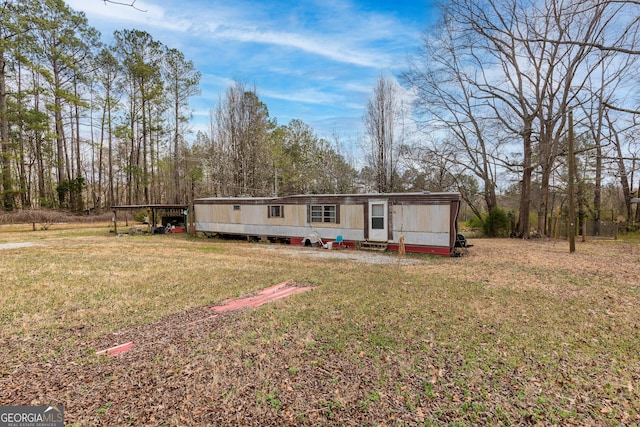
[213,82,271,196]
[580,48,639,233]
[364,75,404,193]
[406,0,640,237]
[403,11,502,217]
[604,112,639,222]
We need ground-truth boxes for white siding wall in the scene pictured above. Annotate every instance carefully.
[195,200,452,247]
[392,204,450,246]
[194,203,366,241]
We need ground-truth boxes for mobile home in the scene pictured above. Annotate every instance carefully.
[193,192,461,256]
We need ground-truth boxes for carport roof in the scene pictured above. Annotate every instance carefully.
[111,204,188,210]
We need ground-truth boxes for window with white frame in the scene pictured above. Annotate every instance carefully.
[310,205,336,223]
[268,205,284,218]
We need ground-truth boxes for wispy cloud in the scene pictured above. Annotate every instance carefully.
[211,26,389,68]
[260,87,346,105]
[190,0,414,70]
[70,0,416,69]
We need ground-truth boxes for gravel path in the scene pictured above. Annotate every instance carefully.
[258,244,424,264]
[0,242,37,250]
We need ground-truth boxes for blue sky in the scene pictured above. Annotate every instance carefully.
[64,0,438,142]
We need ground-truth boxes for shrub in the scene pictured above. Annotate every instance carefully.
[134,210,148,223]
[483,207,510,237]
[465,214,484,229]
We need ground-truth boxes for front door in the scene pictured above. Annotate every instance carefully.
[368,200,388,242]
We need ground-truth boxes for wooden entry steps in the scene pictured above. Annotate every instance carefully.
[361,241,388,251]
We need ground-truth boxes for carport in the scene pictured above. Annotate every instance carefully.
[111,204,189,235]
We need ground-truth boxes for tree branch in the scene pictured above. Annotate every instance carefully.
[603,102,640,115]
[517,38,640,55]
[103,0,147,12]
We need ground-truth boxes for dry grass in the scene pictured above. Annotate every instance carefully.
[1,227,639,426]
[0,209,113,231]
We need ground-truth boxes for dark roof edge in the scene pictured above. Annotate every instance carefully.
[111,204,188,210]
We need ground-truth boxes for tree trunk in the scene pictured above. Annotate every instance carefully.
[141,80,149,204]
[607,113,633,221]
[593,136,602,235]
[127,93,135,205]
[0,54,15,211]
[518,121,533,238]
[33,72,46,204]
[74,78,83,211]
[53,60,68,207]
[174,96,180,203]
[107,88,114,207]
[16,60,29,208]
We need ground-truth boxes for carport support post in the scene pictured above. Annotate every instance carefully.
[184,207,189,234]
[112,210,117,234]
[187,205,193,235]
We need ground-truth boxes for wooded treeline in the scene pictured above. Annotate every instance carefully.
[1,0,639,239]
[0,0,207,211]
[192,82,359,200]
[0,0,359,214]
